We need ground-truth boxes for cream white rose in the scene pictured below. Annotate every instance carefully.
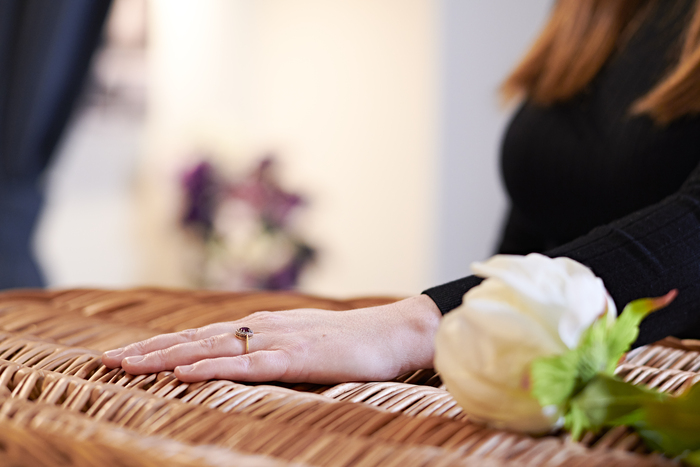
[434,253,616,433]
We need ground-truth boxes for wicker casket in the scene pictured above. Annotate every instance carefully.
[0,287,697,466]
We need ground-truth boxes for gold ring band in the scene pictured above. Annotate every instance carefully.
[235,327,254,354]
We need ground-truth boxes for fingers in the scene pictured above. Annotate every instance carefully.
[174,351,291,383]
[119,333,250,374]
[101,323,230,368]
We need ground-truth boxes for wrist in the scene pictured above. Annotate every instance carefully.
[398,294,442,327]
[385,295,442,374]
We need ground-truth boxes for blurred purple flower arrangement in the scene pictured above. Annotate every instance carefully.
[180,157,315,290]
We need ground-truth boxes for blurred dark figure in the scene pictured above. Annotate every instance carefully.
[0,0,111,289]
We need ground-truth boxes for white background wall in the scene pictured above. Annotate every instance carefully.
[35,0,552,297]
[140,0,439,297]
[435,0,551,285]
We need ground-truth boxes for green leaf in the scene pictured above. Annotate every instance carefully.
[565,399,591,440]
[574,374,665,428]
[531,351,579,407]
[682,450,700,467]
[576,317,610,380]
[569,374,700,457]
[630,383,700,456]
[530,316,613,417]
[530,304,623,421]
[605,290,677,373]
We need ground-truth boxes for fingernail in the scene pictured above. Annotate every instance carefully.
[124,355,144,364]
[103,348,124,358]
[177,365,193,373]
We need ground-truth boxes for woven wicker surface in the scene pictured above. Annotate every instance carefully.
[0,288,696,466]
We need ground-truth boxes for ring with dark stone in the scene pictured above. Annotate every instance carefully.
[235,327,254,339]
[235,327,254,353]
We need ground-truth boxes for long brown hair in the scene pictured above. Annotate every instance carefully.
[502,0,700,124]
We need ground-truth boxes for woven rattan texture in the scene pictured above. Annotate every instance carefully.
[0,288,696,466]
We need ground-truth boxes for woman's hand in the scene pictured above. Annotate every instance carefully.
[101,295,442,384]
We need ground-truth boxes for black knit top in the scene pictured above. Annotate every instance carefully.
[423,0,700,347]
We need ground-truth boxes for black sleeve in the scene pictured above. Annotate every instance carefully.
[423,159,700,348]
